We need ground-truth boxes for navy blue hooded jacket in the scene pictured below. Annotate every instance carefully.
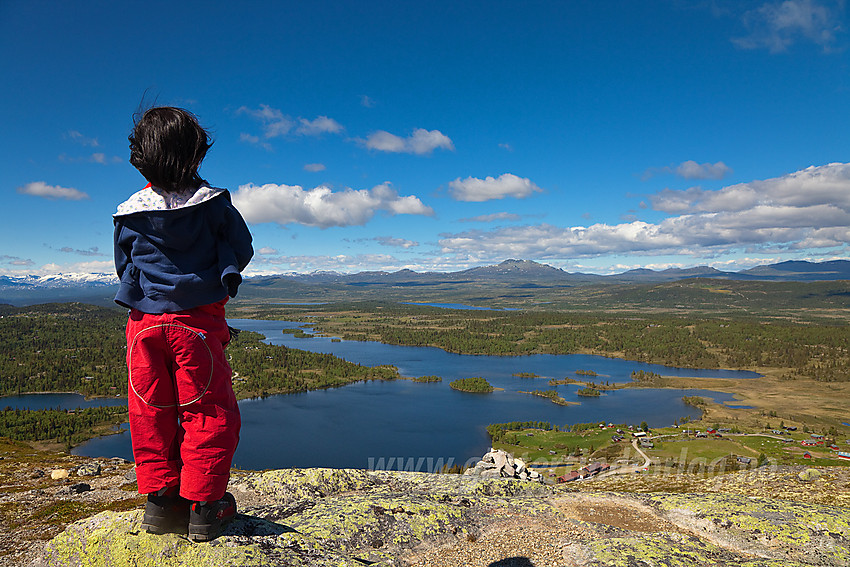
[113,184,253,313]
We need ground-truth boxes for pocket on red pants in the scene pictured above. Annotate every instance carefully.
[129,323,214,407]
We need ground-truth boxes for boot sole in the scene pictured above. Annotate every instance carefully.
[142,511,188,535]
[187,516,234,542]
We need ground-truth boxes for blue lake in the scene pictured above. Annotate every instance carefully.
[0,393,126,411]
[65,318,761,470]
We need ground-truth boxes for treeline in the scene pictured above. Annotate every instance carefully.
[487,421,553,441]
[630,370,667,386]
[448,377,493,393]
[0,303,401,402]
[487,420,632,441]
[413,375,442,383]
[0,405,127,445]
[0,303,127,397]
[682,396,708,408]
[227,330,399,399]
[576,387,601,397]
[311,310,850,381]
[523,389,570,405]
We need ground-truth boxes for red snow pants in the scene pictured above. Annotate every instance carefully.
[125,300,240,502]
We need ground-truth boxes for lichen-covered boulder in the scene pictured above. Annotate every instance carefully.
[644,492,850,566]
[35,468,557,566]
[34,468,850,566]
[554,491,849,567]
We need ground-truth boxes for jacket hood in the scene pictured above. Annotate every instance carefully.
[113,185,230,252]
[114,184,226,217]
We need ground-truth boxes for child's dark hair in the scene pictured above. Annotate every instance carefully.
[128,106,212,192]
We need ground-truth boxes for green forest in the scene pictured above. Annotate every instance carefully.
[0,303,399,403]
[0,303,401,445]
[0,303,127,397]
[448,377,494,393]
[227,330,398,399]
[0,406,126,447]
[289,305,850,381]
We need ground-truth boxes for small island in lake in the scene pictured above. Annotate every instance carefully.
[576,387,601,397]
[549,377,580,386]
[519,389,575,406]
[449,377,494,393]
[413,375,442,383]
[512,372,539,378]
[575,369,598,376]
[282,328,313,338]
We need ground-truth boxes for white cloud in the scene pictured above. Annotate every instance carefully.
[296,116,343,136]
[676,160,732,180]
[0,259,114,277]
[66,130,99,147]
[0,255,35,267]
[360,128,454,155]
[256,247,279,255]
[361,95,376,108]
[651,162,850,213]
[362,131,405,152]
[237,104,293,138]
[304,163,326,172]
[459,212,523,223]
[448,173,543,202]
[17,181,89,201]
[246,253,402,275]
[45,260,115,275]
[240,132,272,151]
[733,0,842,53]
[231,182,434,228]
[438,163,850,262]
[642,160,732,181]
[58,246,104,257]
[238,105,344,140]
[58,153,121,165]
[372,236,419,249]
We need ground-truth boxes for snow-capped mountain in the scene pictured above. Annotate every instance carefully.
[0,273,118,289]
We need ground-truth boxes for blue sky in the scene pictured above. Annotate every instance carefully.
[2,0,850,276]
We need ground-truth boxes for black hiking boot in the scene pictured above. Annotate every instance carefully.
[188,492,236,542]
[141,486,189,535]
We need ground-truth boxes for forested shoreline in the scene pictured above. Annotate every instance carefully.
[3,300,850,448]
[0,406,126,448]
[293,307,850,381]
[0,303,400,446]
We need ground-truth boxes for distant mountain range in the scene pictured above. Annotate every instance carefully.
[271,258,850,285]
[0,273,118,289]
[2,259,850,305]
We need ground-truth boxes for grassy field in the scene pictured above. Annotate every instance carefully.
[649,368,850,434]
[491,415,850,479]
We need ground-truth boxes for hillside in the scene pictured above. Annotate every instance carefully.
[26,464,850,566]
[4,259,850,307]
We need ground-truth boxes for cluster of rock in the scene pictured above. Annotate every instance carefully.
[463,449,544,482]
[45,461,104,480]
[31,466,850,566]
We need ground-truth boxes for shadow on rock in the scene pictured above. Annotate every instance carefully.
[488,557,535,567]
[222,513,298,537]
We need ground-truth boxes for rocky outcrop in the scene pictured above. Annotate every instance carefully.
[33,467,850,567]
[463,448,543,482]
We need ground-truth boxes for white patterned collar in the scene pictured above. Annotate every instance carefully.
[114,184,225,216]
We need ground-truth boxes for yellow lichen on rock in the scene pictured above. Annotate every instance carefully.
[33,467,850,567]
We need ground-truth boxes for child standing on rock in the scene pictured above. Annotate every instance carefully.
[113,106,253,541]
